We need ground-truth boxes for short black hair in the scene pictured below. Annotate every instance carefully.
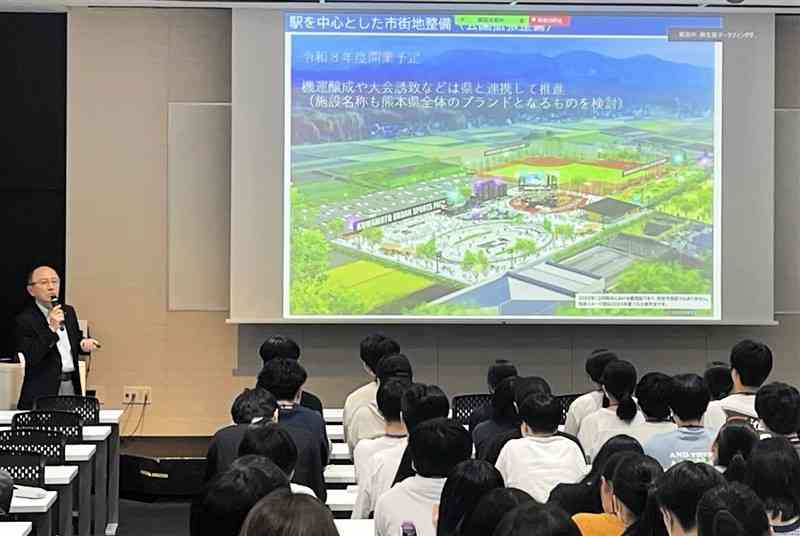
[492,502,581,536]
[697,484,770,536]
[755,382,800,435]
[586,349,619,384]
[230,388,278,424]
[518,393,561,433]
[653,461,725,532]
[377,378,407,422]
[376,353,413,383]
[256,358,307,401]
[237,422,298,476]
[635,372,673,421]
[360,334,400,373]
[487,360,518,391]
[705,361,733,401]
[408,417,472,478]
[239,488,338,536]
[513,376,551,405]
[730,339,773,388]
[191,455,289,536]
[669,374,710,422]
[747,436,800,522]
[258,336,300,363]
[401,383,450,432]
[461,488,534,536]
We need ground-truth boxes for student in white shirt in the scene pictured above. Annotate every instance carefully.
[375,418,472,536]
[704,340,773,435]
[353,378,409,482]
[563,349,619,437]
[625,372,677,447]
[496,392,588,502]
[578,359,644,461]
[342,334,401,454]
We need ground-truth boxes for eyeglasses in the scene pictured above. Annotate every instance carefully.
[29,279,60,287]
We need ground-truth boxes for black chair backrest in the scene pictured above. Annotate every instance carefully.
[12,410,83,443]
[452,394,492,425]
[555,393,583,426]
[0,429,66,465]
[0,451,46,487]
[35,396,100,426]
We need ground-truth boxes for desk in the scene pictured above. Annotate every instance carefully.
[323,408,343,424]
[66,445,95,536]
[334,520,373,536]
[326,489,357,512]
[45,466,77,536]
[10,490,57,536]
[0,522,32,536]
[80,427,110,536]
[327,425,343,443]
[324,465,355,485]
[330,443,349,461]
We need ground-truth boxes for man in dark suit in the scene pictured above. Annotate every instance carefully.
[14,266,101,409]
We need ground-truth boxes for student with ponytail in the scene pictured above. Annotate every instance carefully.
[696,483,771,536]
[609,453,664,536]
[711,420,759,482]
[647,461,725,536]
[572,451,638,536]
[578,360,644,461]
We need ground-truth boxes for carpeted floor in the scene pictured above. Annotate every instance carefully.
[117,499,191,536]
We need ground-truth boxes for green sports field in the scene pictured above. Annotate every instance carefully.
[326,260,435,311]
[491,162,637,185]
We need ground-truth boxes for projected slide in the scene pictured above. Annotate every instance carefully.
[285,13,722,319]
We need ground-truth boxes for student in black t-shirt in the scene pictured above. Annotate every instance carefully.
[467,359,518,434]
[258,335,323,415]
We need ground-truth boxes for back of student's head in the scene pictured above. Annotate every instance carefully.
[669,373,710,422]
[258,336,300,364]
[461,488,534,536]
[360,334,400,373]
[492,502,581,536]
[230,387,278,425]
[237,422,297,477]
[756,381,800,435]
[375,353,413,384]
[193,455,289,536]
[601,360,638,422]
[239,488,338,536]
[652,461,725,534]
[746,436,800,522]
[713,420,759,483]
[409,417,472,478]
[586,349,619,385]
[488,360,518,391]
[635,372,673,421]
[729,339,773,388]
[697,483,770,536]
[401,383,450,432]
[704,361,733,401]
[582,434,643,490]
[611,454,663,534]
[491,377,519,424]
[518,392,561,434]
[376,378,407,424]
[437,460,504,536]
[0,469,11,517]
[514,376,552,405]
[256,358,307,401]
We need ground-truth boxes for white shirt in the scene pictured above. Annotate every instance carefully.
[495,435,588,502]
[563,390,604,437]
[578,407,646,462]
[375,475,446,536]
[36,302,74,374]
[343,382,385,454]
[290,483,317,496]
[353,434,407,483]
[620,421,678,448]
[704,393,758,436]
[351,439,407,519]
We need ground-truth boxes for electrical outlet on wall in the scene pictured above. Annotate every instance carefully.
[123,386,152,405]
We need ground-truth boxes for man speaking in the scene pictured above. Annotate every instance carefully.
[14,266,101,409]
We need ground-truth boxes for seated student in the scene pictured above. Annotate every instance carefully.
[624,372,676,446]
[351,383,449,519]
[711,420,759,482]
[353,378,409,482]
[645,374,715,468]
[705,361,733,401]
[746,437,800,535]
[473,377,519,458]
[649,461,725,536]
[435,460,504,536]
[704,339,773,435]
[756,382,800,450]
[258,335,322,415]
[697,483,771,536]
[496,392,588,502]
[189,455,289,536]
[571,451,636,536]
[239,488,338,536]
[549,434,643,516]
[461,488,534,536]
[0,469,11,520]
[237,421,315,496]
[564,349,619,437]
[493,502,582,536]
[467,359,518,434]
[343,334,402,454]
[579,360,644,461]
[204,387,278,482]
[375,418,473,536]
[607,454,663,536]
[256,358,329,500]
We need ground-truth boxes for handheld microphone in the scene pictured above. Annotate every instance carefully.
[50,296,65,330]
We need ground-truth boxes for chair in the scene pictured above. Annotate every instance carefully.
[11,410,83,443]
[0,451,46,487]
[35,395,100,425]
[0,429,66,465]
[452,394,492,425]
[555,393,583,426]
